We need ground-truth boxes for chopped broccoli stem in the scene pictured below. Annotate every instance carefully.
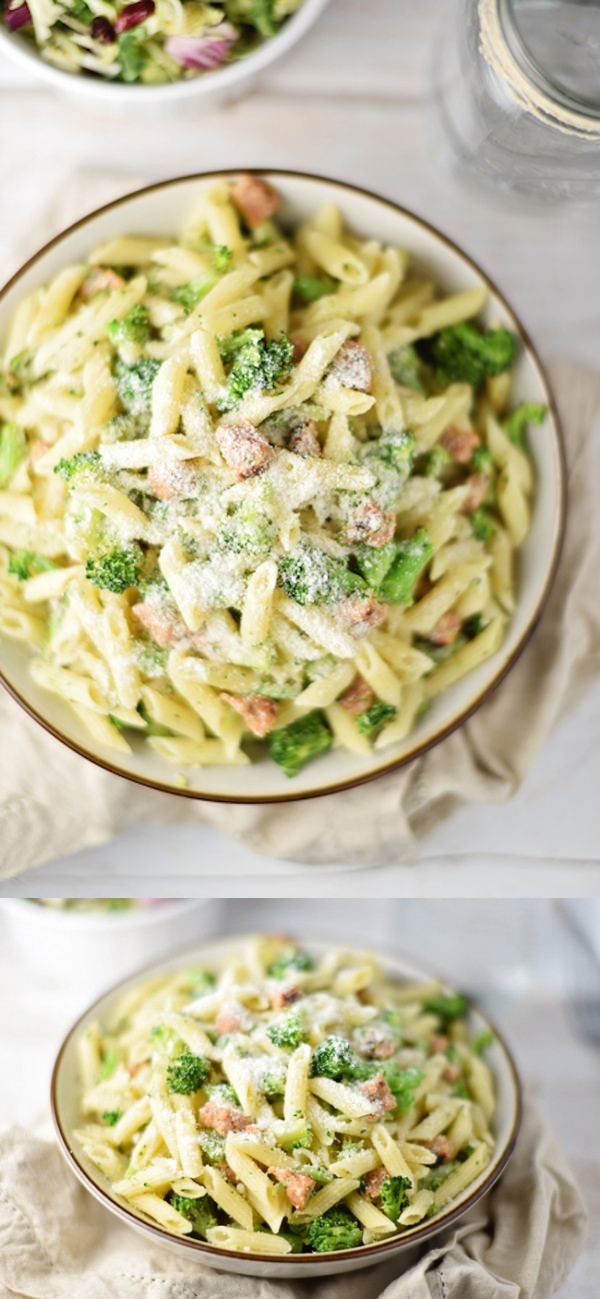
[266,1013,306,1049]
[470,446,493,473]
[363,430,416,507]
[354,540,398,589]
[356,701,397,737]
[102,1109,121,1126]
[106,305,150,347]
[172,276,216,313]
[8,550,56,581]
[388,345,426,394]
[0,422,26,487]
[278,544,365,606]
[379,1175,412,1221]
[427,322,517,388]
[259,1065,287,1098]
[308,1206,363,1253]
[470,508,496,542]
[423,992,469,1023]
[267,946,314,979]
[213,245,233,273]
[205,1082,240,1106]
[293,275,337,302]
[503,401,547,451]
[187,967,216,996]
[268,710,332,778]
[166,1047,210,1094]
[217,328,293,410]
[169,1192,218,1239]
[218,499,274,560]
[85,544,142,594]
[114,357,161,415]
[54,450,103,483]
[379,528,433,604]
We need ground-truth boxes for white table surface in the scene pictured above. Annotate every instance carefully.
[0,1,600,894]
[1,899,598,1297]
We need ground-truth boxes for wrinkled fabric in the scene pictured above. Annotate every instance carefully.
[0,1102,586,1299]
[1,179,600,875]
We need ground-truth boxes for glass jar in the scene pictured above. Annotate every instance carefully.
[431,0,600,202]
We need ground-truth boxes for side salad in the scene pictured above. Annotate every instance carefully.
[2,0,303,85]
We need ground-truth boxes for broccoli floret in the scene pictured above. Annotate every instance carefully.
[213,245,233,273]
[166,1047,211,1094]
[353,540,397,590]
[378,1063,424,1114]
[423,992,468,1023]
[169,1192,218,1239]
[379,1175,411,1221]
[470,446,493,473]
[308,1206,363,1253]
[362,430,416,507]
[198,1129,226,1163]
[469,508,496,542]
[267,945,314,980]
[356,701,397,737]
[269,710,332,778]
[218,499,274,560]
[471,1029,493,1055]
[388,345,426,394]
[279,544,365,606]
[259,1064,287,1098]
[85,544,142,594]
[310,1034,354,1080]
[150,1023,174,1048]
[419,1159,462,1192]
[99,1047,119,1080]
[0,422,26,487]
[187,967,216,996]
[106,305,150,347]
[54,450,103,483]
[266,1013,306,1050]
[427,322,517,388]
[134,638,168,678]
[8,550,56,581]
[217,328,293,410]
[503,401,547,451]
[423,444,452,479]
[102,1109,121,1126]
[115,357,161,414]
[172,276,216,313]
[293,275,337,303]
[205,1082,240,1106]
[379,528,433,604]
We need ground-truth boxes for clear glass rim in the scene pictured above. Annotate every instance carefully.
[500,0,600,123]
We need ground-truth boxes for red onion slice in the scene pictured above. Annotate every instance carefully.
[165,23,238,70]
[5,1,32,31]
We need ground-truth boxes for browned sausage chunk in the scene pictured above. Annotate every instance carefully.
[216,422,273,480]
[231,174,281,229]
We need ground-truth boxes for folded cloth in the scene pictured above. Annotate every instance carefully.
[1,176,600,875]
[0,1100,587,1299]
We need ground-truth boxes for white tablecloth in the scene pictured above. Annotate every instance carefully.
[0,0,599,892]
[1,899,598,1297]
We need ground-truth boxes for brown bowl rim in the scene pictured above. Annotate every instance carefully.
[50,933,523,1269]
[0,168,567,805]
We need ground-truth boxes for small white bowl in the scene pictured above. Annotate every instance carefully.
[0,0,330,104]
[0,898,220,998]
[0,170,566,805]
[51,935,522,1279]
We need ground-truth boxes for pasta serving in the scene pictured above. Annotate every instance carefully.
[0,174,546,778]
[73,937,497,1255]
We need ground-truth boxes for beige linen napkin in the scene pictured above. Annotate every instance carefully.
[1,176,600,876]
[0,1100,587,1299]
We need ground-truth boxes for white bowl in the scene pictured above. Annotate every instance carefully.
[51,934,522,1279]
[0,170,566,805]
[0,0,330,104]
[0,898,221,998]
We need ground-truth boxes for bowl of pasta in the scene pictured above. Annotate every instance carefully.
[0,171,566,803]
[51,934,522,1277]
[0,0,330,101]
